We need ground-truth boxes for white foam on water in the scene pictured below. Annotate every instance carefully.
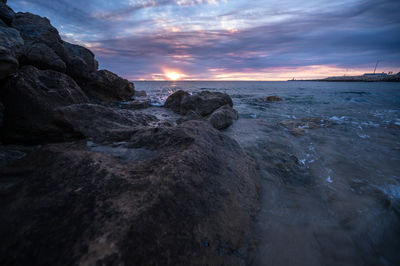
[358,134,370,139]
[250,114,258,119]
[382,185,400,200]
[326,176,333,183]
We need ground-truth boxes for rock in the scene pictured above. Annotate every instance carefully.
[126,99,151,110]
[134,90,147,97]
[266,96,283,101]
[64,41,98,82]
[19,42,66,72]
[0,66,89,143]
[0,120,259,265]
[0,2,14,25]
[164,90,189,113]
[165,90,233,116]
[0,46,18,79]
[11,12,68,62]
[0,102,3,128]
[0,1,7,4]
[53,103,158,142]
[64,41,98,72]
[209,104,238,130]
[0,25,24,55]
[176,110,203,124]
[181,91,233,116]
[0,26,23,79]
[65,55,90,82]
[83,70,135,101]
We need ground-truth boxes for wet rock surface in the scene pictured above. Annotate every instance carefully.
[209,104,238,130]
[0,121,260,265]
[53,103,158,142]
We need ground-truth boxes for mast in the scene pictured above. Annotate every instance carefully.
[373,60,380,74]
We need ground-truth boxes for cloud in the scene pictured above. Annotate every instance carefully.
[8,0,400,79]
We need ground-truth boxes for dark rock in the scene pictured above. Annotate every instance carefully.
[209,104,238,130]
[53,103,158,142]
[64,41,98,82]
[0,3,14,25]
[0,120,259,265]
[0,45,18,79]
[83,70,135,101]
[164,90,189,113]
[65,55,89,81]
[64,41,98,73]
[266,96,283,101]
[0,1,6,4]
[181,91,233,116]
[134,90,147,97]
[19,42,66,72]
[0,25,24,55]
[0,26,23,79]
[0,102,3,128]
[0,66,89,143]
[126,99,151,110]
[165,90,233,116]
[11,12,68,62]
[176,110,202,124]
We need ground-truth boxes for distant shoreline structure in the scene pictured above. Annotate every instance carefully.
[289,72,400,82]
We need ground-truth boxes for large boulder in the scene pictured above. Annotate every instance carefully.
[0,2,14,25]
[11,12,68,62]
[19,42,66,72]
[209,104,238,130]
[53,103,158,142]
[64,41,98,73]
[165,90,233,116]
[83,70,135,101]
[164,90,189,113]
[0,66,89,143]
[0,120,259,265]
[0,26,23,79]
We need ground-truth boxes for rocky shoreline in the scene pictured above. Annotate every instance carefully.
[0,2,260,265]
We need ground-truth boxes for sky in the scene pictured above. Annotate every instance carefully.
[8,0,400,80]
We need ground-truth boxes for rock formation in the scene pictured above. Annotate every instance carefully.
[0,2,259,265]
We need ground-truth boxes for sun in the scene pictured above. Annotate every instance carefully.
[165,72,181,81]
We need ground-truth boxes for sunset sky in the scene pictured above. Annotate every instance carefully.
[9,0,400,80]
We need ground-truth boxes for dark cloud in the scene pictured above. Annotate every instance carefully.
[9,0,400,79]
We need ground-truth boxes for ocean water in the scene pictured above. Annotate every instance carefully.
[135,81,400,265]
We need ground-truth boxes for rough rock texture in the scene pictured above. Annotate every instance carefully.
[176,110,203,124]
[209,104,238,130]
[0,45,18,79]
[0,25,23,53]
[83,70,135,101]
[181,91,233,116]
[0,2,14,25]
[64,41,98,82]
[165,90,233,116]
[0,26,23,79]
[11,12,68,62]
[164,90,190,113]
[0,120,260,265]
[19,42,66,72]
[53,104,158,142]
[64,41,98,72]
[0,66,89,143]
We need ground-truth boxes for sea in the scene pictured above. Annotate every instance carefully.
[135,81,400,266]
